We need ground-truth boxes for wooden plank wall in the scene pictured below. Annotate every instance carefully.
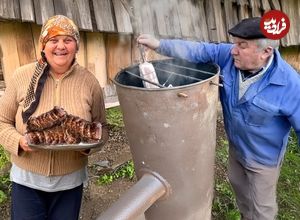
[33,0,55,25]
[92,0,116,32]
[131,0,211,41]
[0,21,135,91]
[131,0,154,36]
[34,0,94,30]
[280,0,300,47]
[53,0,93,31]
[0,44,4,81]
[106,33,132,81]
[112,0,132,33]
[15,23,37,65]
[20,0,35,22]
[280,46,300,72]
[0,0,20,20]
[0,22,21,83]
[86,32,107,87]
[1,0,300,46]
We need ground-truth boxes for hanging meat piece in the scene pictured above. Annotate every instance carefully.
[27,106,67,131]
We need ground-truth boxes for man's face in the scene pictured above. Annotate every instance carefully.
[231,37,265,71]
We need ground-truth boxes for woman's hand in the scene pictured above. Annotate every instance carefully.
[137,34,160,50]
[19,136,35,152]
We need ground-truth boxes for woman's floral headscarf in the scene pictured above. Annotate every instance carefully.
[39,15,80,51]
[22,15,79,123]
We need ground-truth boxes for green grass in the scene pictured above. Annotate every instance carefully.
[97,160,135,185]
[0,145,9,169]
[277,131,300,220]
[106,106,124,128]
[212,131,300,220]
[212,139,240,220]
[0,173,10,203]
[0,145,9,204]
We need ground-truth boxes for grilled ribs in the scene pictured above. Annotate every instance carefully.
[26,106,102,145]
[26,126,80,145]
[27,106,67,131]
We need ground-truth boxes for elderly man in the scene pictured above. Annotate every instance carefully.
[138,17,300,220]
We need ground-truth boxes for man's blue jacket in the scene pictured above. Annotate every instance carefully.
[158,39,300,167]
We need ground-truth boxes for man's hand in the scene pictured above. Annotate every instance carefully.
[137,34,160,50]
[19,136,35,152]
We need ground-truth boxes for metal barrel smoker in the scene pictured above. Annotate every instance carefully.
[98,59,220,220]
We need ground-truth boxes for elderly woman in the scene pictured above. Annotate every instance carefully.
[0,15,108,219]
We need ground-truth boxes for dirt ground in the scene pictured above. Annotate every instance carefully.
[80,125,135,220]
[0,119,226,220]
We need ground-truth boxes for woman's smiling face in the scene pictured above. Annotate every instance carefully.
[43,35,77,73]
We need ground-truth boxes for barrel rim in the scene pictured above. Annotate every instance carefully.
[113,59,220,91]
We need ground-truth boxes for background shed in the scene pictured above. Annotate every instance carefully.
[0,0,300,104]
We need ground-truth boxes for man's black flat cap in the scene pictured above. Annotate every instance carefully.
[228,17,266,39]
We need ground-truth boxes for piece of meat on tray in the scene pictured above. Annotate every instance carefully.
[26,126,81,145]
[63,115,102,140]
[64,129,81,144]
[26,106,67,131]
[26,127,63,145]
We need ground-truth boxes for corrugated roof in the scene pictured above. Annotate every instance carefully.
[0,0,299,46]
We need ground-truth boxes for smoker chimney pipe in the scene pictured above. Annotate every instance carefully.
[97,169,171,220]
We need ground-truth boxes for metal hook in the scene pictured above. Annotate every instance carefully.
[210,81,223,87]
[138,44,146,63]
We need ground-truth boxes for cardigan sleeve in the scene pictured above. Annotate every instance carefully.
[0,72,24,156]
[89,79,109,154]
